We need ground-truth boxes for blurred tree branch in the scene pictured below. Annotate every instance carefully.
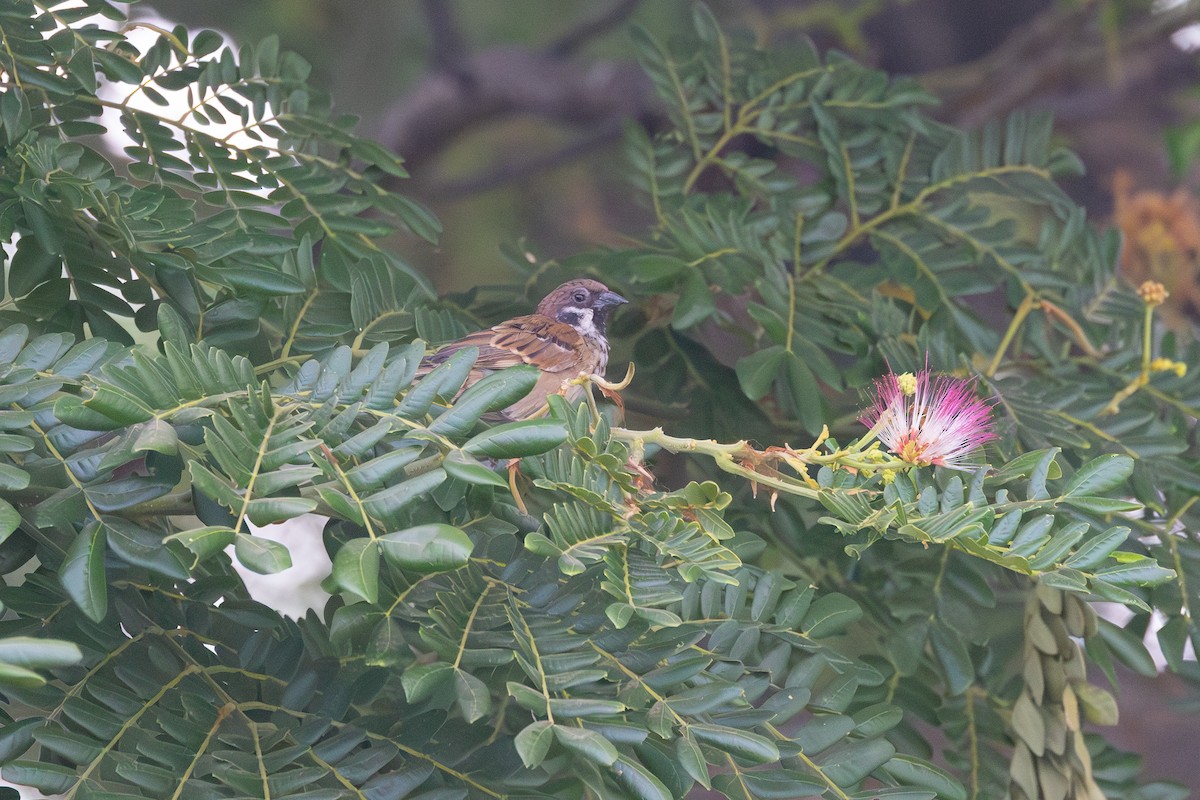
[429,118,628,200]
[371,0,1198,210]
[377,0,658,192]
[925,0,1200,129]
[547,0,643,56]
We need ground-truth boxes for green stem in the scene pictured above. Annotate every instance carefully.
[986,292,1037,377]
[610,426,909,502]
[1141,302,1154,374]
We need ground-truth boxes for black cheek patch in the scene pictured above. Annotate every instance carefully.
[557,309,582,326]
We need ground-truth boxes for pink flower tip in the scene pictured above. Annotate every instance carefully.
[859,367,996,470]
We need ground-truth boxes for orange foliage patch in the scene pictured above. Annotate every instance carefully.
[1112,169,1200,329]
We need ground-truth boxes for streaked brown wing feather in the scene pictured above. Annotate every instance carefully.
[420,315,584,374]
[482,316,584,372]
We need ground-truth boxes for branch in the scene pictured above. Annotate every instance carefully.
[924,1,1200,129]
[428,118,626,200]
[376,46,658,178]
[547,0,644,57]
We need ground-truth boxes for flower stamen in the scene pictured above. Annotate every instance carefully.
[859,366,996,471]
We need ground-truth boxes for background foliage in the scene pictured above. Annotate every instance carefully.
[0,1,1196,798]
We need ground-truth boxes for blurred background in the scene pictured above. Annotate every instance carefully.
[108,0,1200,792]
[132,1,1200,300]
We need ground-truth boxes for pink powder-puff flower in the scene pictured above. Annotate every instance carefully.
[859,367,996,470]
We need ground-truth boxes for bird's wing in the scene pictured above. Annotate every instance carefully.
[420,315,584,374]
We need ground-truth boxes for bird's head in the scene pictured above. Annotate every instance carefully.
[537,279,628,339]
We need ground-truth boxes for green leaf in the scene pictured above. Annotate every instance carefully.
[220,265,307,295]
[245,497,319,526]
[508,681,550,713]
[793,714,854,754]
[402,661,454,704]
[332,538,379,603]
[735,346,785,401]
[1,762,75,794]
[662,684,744,715]
[0,638,81,669]
[689,724,779,763]
[85,476,173,513]
[802,593,862,638]
[611,754,672,800]
[104,517,190,579]
[1094,558,1175,587]
[880,755,967,800]
[929,624,974,696]
[429,366,539,438]
[1064,526,1129,570]
[442,450,507,488]
[193,29,224,56]
[626,254,687,282]
[1028,449,1059,500]
[233,533,292,574]
[1098,620,1157,677]
[0,664,48,689]
[675,733,710,789]
[378,524,473,572]
[20,198,61,255]
[1027,521,1089,571]
[780,351,823,432]
[553,725,619,767]
[60,521,107,622]
[818,737,895,786]
[80,386,154,426]
[157,302,193,350]
[672,270,717,329]
[361,469,446,519]
[0,719,40,763]
[453,668,492,724]
[852,704,903,739]
[1037,568,1088,593]
[992,448,1061,484]
[463,419,567,458]
[166,526,236,562]
[0,500,17,542]
[713,770,828,798]
[132,419,179,455]
[33,728,102,763]
[515,721,555,769]
[1088,578,1151,613]
[0,463,29,491]
[188,462,243,510]
[1059,496,1141,513]
[547,698,626,718]
[1064,454,1133,496]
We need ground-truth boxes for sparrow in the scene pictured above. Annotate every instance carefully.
[418,279,628,420]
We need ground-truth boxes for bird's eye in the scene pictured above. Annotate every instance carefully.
[572,291,587,303]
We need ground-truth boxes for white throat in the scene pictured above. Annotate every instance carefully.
[562,306,602,343]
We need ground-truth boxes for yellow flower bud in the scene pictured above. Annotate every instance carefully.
[896,372,918,396]
[1137,280,1168,306]
[1149,358,1188,377]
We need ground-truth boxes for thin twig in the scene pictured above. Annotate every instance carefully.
[547,0,643,57]
[429,119,626,200]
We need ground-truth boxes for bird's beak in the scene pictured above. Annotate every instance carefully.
[598,291,628,308]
